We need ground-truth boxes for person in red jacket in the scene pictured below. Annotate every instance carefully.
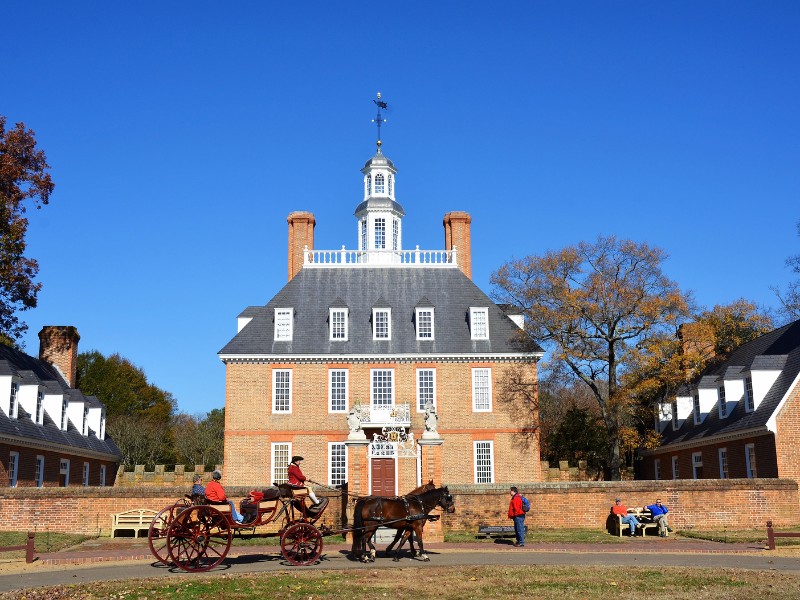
[507,486,525,547]
[287,456,320,505]
[205,470,244,523]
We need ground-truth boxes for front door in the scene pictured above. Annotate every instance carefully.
[371,458,396,496]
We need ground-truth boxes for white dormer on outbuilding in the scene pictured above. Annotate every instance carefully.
[675,393,693,428]
[748,355,786,412]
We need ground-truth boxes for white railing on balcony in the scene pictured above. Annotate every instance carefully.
[303,246,458,268]
[353,403,411,426]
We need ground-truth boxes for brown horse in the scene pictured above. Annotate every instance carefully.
[384,480,435,556]
[351,486,455,562]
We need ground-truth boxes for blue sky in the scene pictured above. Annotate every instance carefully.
[4,2,799,416]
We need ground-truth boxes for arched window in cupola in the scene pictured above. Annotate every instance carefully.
[375,173,385,194]
[388,174,393,196]
[360,218,367,250]
[367,175,372,196]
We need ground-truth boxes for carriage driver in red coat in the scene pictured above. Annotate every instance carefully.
[288,456,321,505]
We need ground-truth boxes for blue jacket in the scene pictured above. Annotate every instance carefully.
[646,503,668,516]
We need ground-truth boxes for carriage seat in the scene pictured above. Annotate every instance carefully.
[277,483,309,499]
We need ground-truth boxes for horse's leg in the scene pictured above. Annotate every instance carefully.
[413,522,429,561]
[365,525,377,562]
[392,529,413,562]
[385,528,404,555]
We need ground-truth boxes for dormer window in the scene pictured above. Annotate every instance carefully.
[470,307,489,340]
[671,400,678,430]
[275,308,293,341]
[9,383,18,419]
[330,308,349,341]
[692,394,701,425]
[375,218,386,249]
[61,398,69,430]
[375,173,385,194]
[718,386,727,418]
[82,405,89,435]
[36,391,43,424]
[744,376,754,412]
[416,308,434,340]
[373,308,391,340]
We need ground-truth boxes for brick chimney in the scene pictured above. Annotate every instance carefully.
[38,326,80,388]
[443,211,472,280]
[287,211,316,281]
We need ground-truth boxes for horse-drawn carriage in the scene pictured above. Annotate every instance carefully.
[148,482,455,571]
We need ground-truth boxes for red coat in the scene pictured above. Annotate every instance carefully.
[205,480,227,503]
[508,493,524,518]
[288,463,306,486]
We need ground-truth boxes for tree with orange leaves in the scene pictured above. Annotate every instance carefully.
[0,116,54,343]
[491,236,691,480]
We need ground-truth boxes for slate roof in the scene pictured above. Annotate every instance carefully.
[0,344,121,460]
[219,267,543,358]
[659,319,800,448]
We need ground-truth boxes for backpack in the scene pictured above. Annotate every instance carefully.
[521,496,531,513]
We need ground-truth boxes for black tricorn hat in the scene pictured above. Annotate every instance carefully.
[291,456,304,463]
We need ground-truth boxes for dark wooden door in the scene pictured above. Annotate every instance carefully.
[371,458,396,496]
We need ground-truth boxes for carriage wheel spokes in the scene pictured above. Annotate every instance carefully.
[280,522,323,566]
[148,504,182,565]
[166,506,232,572]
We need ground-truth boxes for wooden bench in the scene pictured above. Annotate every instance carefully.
[112,508,158,537]
[615,510,659,537]
[477,525,528,539]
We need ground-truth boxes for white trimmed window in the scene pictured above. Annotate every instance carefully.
[693,394,701,425]
[672,455,679,480]
[329,442,347,486]
[470,308,489,340]
[272,369,292,413]
[274,308,293,341]
[271,442,291,484]
[472,368,492,412]
[366,175,371,196]
[100,465,106,487]
[61,398,69,430]
[416,368,436,412]
[82,405,90,435]
[718,386,727,418]
[360,218,367,250]
[9,383,18,419]
[388,173,393,196]
[692,452,703,479]
[745,443,758,478]
[671,401,678,430]
[329,369,348,413]
[718,448,728,478]
[371,369,394,407]
[474,441,494,483]
[83,462,90,486]
[375,217,386,249]
[60,458,70,487]
[375,173,385,194]
[744,376,754,412]
[416,308,434,340]
[392,219,399,250]
[9,452,19,487]
[373,308,391,340]
[654,458,661,480]
[330,308,348,341]
[35,456,44,487]
[36,391,43,424]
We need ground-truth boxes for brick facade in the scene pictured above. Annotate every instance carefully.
[0,443,116,487]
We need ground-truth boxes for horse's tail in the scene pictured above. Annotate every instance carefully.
[351,498,365,558]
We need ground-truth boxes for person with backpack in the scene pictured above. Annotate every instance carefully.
[507,486,527,547]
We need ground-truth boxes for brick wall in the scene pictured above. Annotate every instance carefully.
[0,444,116,487]
[775,381,800,481]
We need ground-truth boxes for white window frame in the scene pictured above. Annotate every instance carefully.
[61,398,69,431]
[474,441,494,484]
[60,458,70,487]
[472,368,492,412]
[416,368,436,412]
[329,369,348,413]
[272,369,292,413]
[654,458,661,480]
[82,405,90,435]
[745,443,758,478]
[718,447,728,479]
[671,401,678,430]
[271,442,292,484]
[692,452,703,479]
[371,369,394,408]
[375,173,385,195]
[83,462,90,486]
[416,308,434,340]
[360,218,367,250]
[375,217,386,249]
[274,308,293,341]
[330,308,348,341]
[744,376,755,412]
[692,394,701,425]
[100,464,106,487]
[718,386,727,418]
[35,455,44,487]
[329,442,347,487]
[36,390,44,424]
[392,218,399,250]
[672,455,679,480]
[9,452,19,488]
[470,307,489,340]
[9,383,18,419]
[373,308,391,340]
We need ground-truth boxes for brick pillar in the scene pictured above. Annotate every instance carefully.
[419,442,444,542]
[287,211,316,281]
[443,212,472,280]
[38,326,80,387]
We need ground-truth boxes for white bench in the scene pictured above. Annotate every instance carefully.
[112,508,158,537]
[615,510,659,537]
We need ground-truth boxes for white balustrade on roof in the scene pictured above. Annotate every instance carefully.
[304,246,458,268]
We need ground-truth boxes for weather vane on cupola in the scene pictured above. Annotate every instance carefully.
[372,92,388,152]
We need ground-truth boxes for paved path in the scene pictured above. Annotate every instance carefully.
[0,538,796,594]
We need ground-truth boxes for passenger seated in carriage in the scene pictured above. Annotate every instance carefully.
[288,456,321,505]
[190,474,206,502]
[205,469,245,523]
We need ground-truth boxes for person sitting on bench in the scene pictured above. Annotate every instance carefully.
[287,456,320,505]
[205,470,244,523]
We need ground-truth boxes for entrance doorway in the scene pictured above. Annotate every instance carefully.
[371,458,396,496]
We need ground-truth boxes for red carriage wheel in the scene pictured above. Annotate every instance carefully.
[281,522,324,566]
[148,503,188,565]
[166,505,232,572]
